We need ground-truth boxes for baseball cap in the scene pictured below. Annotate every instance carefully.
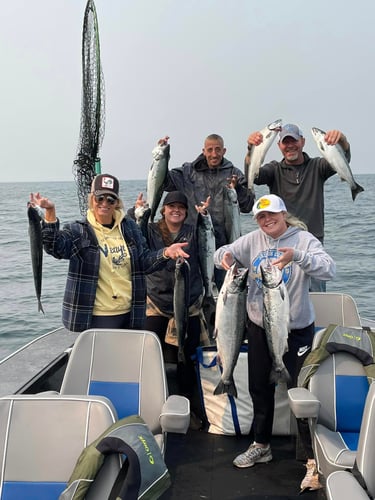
[92,174,119,198]
[162,191,188,208]
[253,194,287,219]
[279,124,303,143]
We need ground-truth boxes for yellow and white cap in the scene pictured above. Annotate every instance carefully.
[253,194,287,219]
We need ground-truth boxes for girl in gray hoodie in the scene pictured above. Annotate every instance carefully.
[214,194,336,489]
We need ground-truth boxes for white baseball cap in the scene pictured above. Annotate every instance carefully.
[253,194,287,219]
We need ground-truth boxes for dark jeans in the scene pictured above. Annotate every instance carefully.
[144,315,201,401]
[247,320,314,445]
[90,312,131,329]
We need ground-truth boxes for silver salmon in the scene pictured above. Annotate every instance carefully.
[261,262,290,383]
[27,203,45,313]
[223,185,241,243]
[311,127,364,201]
[197,212,216,301]
[197,211,217,340]
[174,257,190,364]
[246,119,282,190]
[147,142,170,222]
[214,265,248,398]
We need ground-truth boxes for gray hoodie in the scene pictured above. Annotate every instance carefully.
[214,226,336,330]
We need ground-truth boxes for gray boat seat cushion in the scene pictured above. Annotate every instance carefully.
[325,381,375,500]
[309,352,369,478]
[289,322,375,480]
[0,394,120,499]
[309,292,361,330]
[308,351,367,478]
[60,329,190,450]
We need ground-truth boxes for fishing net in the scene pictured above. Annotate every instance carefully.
[73,0,105,215]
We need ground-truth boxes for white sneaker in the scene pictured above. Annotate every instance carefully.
[233,443,272,468]
[300,459,323,491]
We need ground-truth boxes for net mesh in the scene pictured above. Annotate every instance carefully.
[73,0,105,215]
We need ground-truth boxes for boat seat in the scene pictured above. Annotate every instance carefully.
[288,325,372,480]
[59,329,190,453]
[326,382,375,500]
[309,292,361,330]
[0,394,120,499]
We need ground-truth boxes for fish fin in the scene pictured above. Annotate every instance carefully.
[352,183,364,201]
[269,366,291,384]
[38,300,45,314]
[213,380,238,398]
[178,348,186,365]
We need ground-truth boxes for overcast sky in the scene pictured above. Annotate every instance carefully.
[1,0,373,183]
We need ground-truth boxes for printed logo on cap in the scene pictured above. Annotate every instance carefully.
[101,176,114,189]
[257,198,271,210]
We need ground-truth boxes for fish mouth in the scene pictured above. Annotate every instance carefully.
[311,127,324,135]
[268,119,282,131]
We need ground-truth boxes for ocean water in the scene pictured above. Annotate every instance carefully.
[0,175,373,357]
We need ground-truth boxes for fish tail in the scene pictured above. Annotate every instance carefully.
[178,348,186,365]
[38,300,45,314]
[352,182,365,201]
[213,379,238,398]
[269,367,291,384]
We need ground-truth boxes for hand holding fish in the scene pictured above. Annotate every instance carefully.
[247,131,264,148]
[30,192,56,223]
[195,196,211,215]
[30,192,55,210]
[158,135,170,146]
[164,241,189,260]
[227,174,238,188]
[324,130,349,151]
[220,251,235,271]
[271,247,294,270]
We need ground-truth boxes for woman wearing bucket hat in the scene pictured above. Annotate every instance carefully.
[131,190,210,428]
[29,174,188,333]
[214,193,336,491]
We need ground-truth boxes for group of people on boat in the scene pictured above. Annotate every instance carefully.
[30,123,350,492]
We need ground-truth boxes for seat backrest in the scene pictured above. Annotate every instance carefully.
[356,381,375,497]
[310,292,361,330]
[310,352,368,451]
[60,329,168,435]
[0,394,119,499]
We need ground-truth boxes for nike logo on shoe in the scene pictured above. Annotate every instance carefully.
[297,345,311,357]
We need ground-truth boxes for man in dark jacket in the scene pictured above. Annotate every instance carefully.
[162,134,255,289]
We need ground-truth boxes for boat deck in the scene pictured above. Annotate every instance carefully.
[161,430,326,499]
